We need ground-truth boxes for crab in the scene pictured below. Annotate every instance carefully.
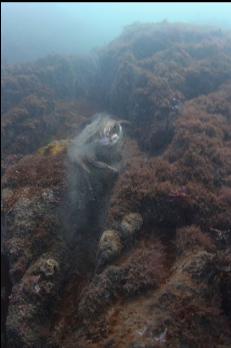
[68,113,128,174]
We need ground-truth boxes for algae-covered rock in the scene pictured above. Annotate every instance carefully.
[6,250,67,348]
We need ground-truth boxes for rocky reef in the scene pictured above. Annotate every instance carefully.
[1,23,231,347]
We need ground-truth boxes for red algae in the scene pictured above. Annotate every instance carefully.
[1,23,231,347]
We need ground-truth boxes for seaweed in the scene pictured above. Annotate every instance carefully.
[1,22,231,348]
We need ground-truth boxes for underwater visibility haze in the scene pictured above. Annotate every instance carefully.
[2,2,231,64]
[1,2,231,348]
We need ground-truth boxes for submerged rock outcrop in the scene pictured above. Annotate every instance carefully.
[1,23,231,347]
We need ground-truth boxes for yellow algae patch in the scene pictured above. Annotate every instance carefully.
[37,139,70,156]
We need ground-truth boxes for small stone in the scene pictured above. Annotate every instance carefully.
[39,258,59,277]
[96,230,122,271]
[1,188,13,202]
[98,230,122,253]
[120,213,143,239]
[34,284,40,294]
